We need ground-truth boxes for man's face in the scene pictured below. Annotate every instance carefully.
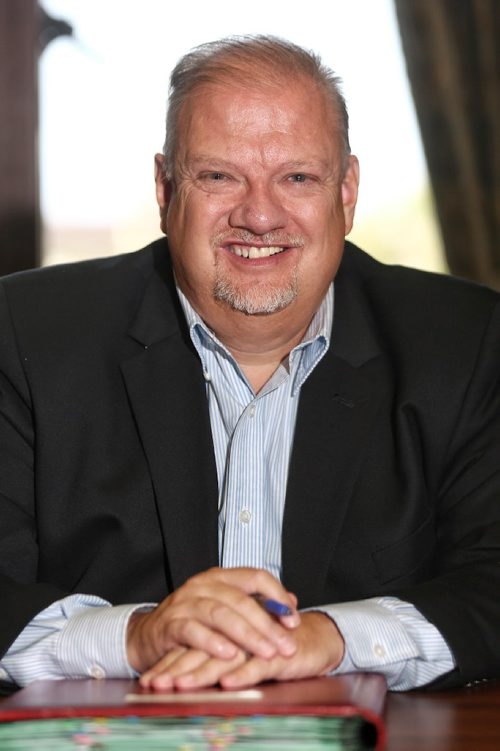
[155,76,358,327]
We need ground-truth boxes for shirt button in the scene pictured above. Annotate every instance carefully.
[89,664,106,679]
[239,509,252,524]
[203,370,211,382]
[373,644,386,658]
[0,668,7,680]
[247,405,256,417]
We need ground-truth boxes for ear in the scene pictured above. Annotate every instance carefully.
[341,155,360,235]
[154,153,173,235]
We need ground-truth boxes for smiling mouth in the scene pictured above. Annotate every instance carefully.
[228,245,288,259]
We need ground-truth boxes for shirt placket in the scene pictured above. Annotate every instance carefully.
[219,396,265,569]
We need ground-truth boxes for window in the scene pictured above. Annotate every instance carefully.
[40,0,444,272]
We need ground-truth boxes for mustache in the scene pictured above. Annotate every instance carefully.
[211,230,305,248]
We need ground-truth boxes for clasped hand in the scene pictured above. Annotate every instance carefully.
[126,567,344,690]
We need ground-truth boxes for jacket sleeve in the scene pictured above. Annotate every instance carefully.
[0,283,66,658]
[392,300,500,688]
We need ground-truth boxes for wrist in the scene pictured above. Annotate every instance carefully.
[303,610,345,673]
[126,607,157,674]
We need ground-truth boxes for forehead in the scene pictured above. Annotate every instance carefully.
[176,78,339,160]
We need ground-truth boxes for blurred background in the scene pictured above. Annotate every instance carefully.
[0,0,498,287]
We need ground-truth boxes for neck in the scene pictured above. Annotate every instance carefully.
[227,338,302,393]
[178,283,327,393]
[208,305,312,393]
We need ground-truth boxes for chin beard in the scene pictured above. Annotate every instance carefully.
[213,275,298,315]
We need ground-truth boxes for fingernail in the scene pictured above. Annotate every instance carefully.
[176,674,195,688]
[283,613,301,628]
[216,641,237,659]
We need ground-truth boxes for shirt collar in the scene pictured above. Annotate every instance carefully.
[176,284,334,395]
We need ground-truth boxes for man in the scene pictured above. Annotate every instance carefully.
[0,36,499,693]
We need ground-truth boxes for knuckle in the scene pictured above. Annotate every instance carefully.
[207,599,229,622]
[189,570,206,584]
[180,618,202,642]
[207,566,222,576]
[195,566,220,583]
[159,615,187,646]
[252,568,272,589]
[166,591,180,608]
[168,614,187,632]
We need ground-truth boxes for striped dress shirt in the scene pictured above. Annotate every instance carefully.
[179,284,333,576]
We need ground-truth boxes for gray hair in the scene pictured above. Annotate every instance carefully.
[162,35,350,180]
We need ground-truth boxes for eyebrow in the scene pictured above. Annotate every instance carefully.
[280,160,331,171]
[187,156,235,169]
[187,156,330,172]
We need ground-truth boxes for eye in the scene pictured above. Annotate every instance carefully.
[196,170,237,193]
[205,172,227,181]
[288,173,309,184]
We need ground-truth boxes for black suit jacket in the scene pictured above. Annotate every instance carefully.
[0,238,499,688]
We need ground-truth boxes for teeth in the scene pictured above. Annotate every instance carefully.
[229,245,286,258]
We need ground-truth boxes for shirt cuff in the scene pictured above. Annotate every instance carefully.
[307,597,455,690]
[323,600,419,671]
[57,603,155,679]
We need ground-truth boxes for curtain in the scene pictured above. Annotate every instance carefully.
[395,0,499,289]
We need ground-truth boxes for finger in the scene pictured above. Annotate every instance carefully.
[289,592,299,609]
[142,600,289,665]
[252,595,301,630]
[285,591,300,622]
[141,648,212,690]
[164,592,296,658]
[191,595,298,658]
[189,568,298,616]
[127,609,240,673]
[221,611,346,688]
[278,611,301,629]
[173,651,248,690]
[158,616,239,659]
[170,569,300,646]
[219,655,279,689]
[139,646,188,689]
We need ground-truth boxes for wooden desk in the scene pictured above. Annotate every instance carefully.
[385,681,500,750]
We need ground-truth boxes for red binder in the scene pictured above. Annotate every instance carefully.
[0,673,387,749]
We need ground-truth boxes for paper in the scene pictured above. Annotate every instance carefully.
[0,715,376,750]
[126,689,263,703]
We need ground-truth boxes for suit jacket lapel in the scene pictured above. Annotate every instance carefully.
[120,265,219,591]
[282,256,388,606]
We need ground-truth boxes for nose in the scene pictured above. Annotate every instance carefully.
[228,181,287,235]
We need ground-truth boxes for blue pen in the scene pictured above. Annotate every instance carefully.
[253,594,293,617]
